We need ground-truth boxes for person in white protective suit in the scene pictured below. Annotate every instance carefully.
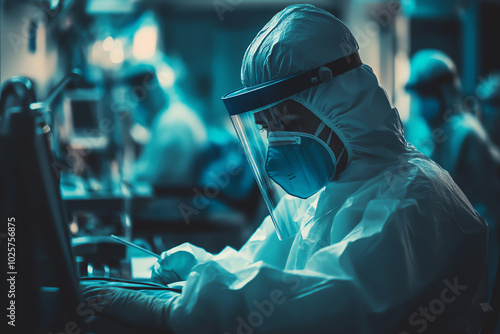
[82,5,489,333]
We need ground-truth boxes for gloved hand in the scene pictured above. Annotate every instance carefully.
[80,285,178,332]
[152,243,213,286]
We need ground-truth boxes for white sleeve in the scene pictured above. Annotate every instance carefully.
[237,216,294,269]
[166,198,488,334]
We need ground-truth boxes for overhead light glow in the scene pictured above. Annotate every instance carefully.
[113,39,123,50]
[133,26,158,60]
[91,41,103,64]
[70,221,79,235]
[50,0,60,10]
[102,36,114,51]
[157,65,176,88]
[110,48,124,64]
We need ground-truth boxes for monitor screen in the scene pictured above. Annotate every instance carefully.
[71,100,99,131]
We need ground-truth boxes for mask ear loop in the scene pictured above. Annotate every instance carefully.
[331,146,346,181]
[314,121,348,180]
[315,121,343,180]
[326,130,333,146]
[314,122,327,137]
[314,122,334,146]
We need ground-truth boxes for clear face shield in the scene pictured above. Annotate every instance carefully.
[222,52,361,239]
[233,100,347,239]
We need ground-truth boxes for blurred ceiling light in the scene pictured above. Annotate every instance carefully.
[69,221,79,235]
[110,48,125,64]
[114,39,124,50]
[130,124,151,145]
[103,36,114,51]
[91,41,103,63]
[401,0,459,18]
[50,0,60,10]
[157,65,176,88]
[86,0,138,14]
[133,26,158,60]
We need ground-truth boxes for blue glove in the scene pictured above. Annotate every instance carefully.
[80,285,178,332]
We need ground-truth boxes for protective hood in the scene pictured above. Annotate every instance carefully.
[241,4,407,169]
[406,49,460,92]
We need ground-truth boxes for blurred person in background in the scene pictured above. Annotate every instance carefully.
[406,49,500,300]
[128,63,209,188]
[477,72,500,147]
[128,59,257,221]
[476,71,500,330]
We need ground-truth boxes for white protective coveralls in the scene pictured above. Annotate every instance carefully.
[152,5,489,334]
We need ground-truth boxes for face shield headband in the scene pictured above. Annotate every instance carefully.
[222,52,362,116]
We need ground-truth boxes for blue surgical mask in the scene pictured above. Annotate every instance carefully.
[265,122,345,199]
[418,96,441,121]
